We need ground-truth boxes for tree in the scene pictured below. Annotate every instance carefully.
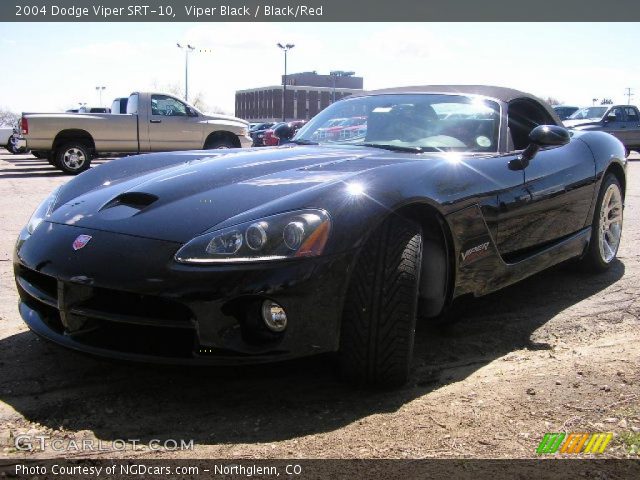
[601,98,613,105]
[0,107,19,127]
[544,96,562,106]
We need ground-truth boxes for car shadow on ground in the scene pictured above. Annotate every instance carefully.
[0,260,624,445]
[0,153,108,179]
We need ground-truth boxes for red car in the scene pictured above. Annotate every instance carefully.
[263,120,306,146]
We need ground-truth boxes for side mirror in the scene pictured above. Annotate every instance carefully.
[605,113,617,123]
[274,123,295,143]
[529,125,571,147]
[186,107,198,117]
[509,125,570,170]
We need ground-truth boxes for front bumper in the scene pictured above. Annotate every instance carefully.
[14,222,353,365]
[239,134,253,149]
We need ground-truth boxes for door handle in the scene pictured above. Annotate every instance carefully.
[150,119,162,124]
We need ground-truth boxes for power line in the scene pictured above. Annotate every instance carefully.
[625,87,634,105]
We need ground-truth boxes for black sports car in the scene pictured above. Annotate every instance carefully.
[14,86,626,387]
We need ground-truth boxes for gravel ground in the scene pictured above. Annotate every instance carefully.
[0,150,638,460]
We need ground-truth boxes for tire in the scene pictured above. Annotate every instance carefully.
[581,173,623,272]
[204,137,236,149]
[54,142,91,175]
[338,215,422,388]
[6,135,18,154]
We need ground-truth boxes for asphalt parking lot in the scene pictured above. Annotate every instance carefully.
[0,150,638,459]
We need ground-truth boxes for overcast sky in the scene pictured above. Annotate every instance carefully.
[1,22,638,115]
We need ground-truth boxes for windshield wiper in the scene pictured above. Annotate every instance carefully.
[291,139,319,145]
[361,143,425,153]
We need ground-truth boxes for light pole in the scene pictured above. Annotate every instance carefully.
[95,86,106,107]
[329,71,355,103]
[277,43,295,122]
[177,43,195,102]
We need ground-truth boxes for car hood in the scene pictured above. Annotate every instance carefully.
[48,146,418,243]
[563,119,601,128]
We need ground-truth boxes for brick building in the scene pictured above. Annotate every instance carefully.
[235,71,364,122]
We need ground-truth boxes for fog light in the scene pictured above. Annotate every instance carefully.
[261,300,287,332]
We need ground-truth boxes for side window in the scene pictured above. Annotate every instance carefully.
[610,107,625,121]
[624,107,639,123]
[151,95,188,116]
[507,99,556,151]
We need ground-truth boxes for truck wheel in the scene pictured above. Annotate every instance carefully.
[338,215,422,388]
[205,138,236,149]
[581,173,623,272]
[55,142,91,175]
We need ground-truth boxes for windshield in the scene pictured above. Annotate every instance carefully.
[568,106,607,120]
[294,94,501,152]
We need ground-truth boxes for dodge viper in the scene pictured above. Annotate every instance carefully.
[14,86,626,387]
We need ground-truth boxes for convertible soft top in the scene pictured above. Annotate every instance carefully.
[355,85,562,125]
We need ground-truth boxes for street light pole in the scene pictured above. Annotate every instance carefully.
[177,43,195,102]
[277,43,295,122]
[329,71,356,104]
[95,86,106,107]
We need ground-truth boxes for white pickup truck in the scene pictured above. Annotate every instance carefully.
[22,92,252,174]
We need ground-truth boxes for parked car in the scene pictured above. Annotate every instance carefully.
[1,125,27,154]
[22,91,252,174]
[264,120,306,146]
[0,126,13,149]
[564,105,640,155]
[249,122,276,146]
[14,86,626,388]
[553,105,579,120]
[66,106,111,113]
[261,122,286,146]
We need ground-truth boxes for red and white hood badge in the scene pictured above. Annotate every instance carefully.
[72,235,92,251]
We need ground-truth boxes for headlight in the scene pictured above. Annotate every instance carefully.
[175,209,331,264]
[26,187,60,234]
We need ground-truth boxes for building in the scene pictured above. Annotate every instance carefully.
[235,71,364,122]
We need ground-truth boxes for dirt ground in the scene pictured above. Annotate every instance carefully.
[0,150,638,460]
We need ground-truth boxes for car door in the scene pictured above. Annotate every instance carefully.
[495,139,596,258]
[147,94,203,151]
[622,106,640,146]
[601,106,627,143]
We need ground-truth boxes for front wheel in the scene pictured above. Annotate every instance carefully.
[54,142,92,175]
[204,138,237,149]
[581,173,623,272]
[338,215,422,388]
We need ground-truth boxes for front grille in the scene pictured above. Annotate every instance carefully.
[17,265,198,358]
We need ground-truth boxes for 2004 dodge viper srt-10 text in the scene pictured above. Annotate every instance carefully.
[14,86,626,387]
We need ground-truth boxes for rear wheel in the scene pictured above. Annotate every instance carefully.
[54,142,92,175]
[581,174,623,272]
[338,215,422,388]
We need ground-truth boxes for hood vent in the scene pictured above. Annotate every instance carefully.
[100,192,159,212]
[97,192,159,220]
